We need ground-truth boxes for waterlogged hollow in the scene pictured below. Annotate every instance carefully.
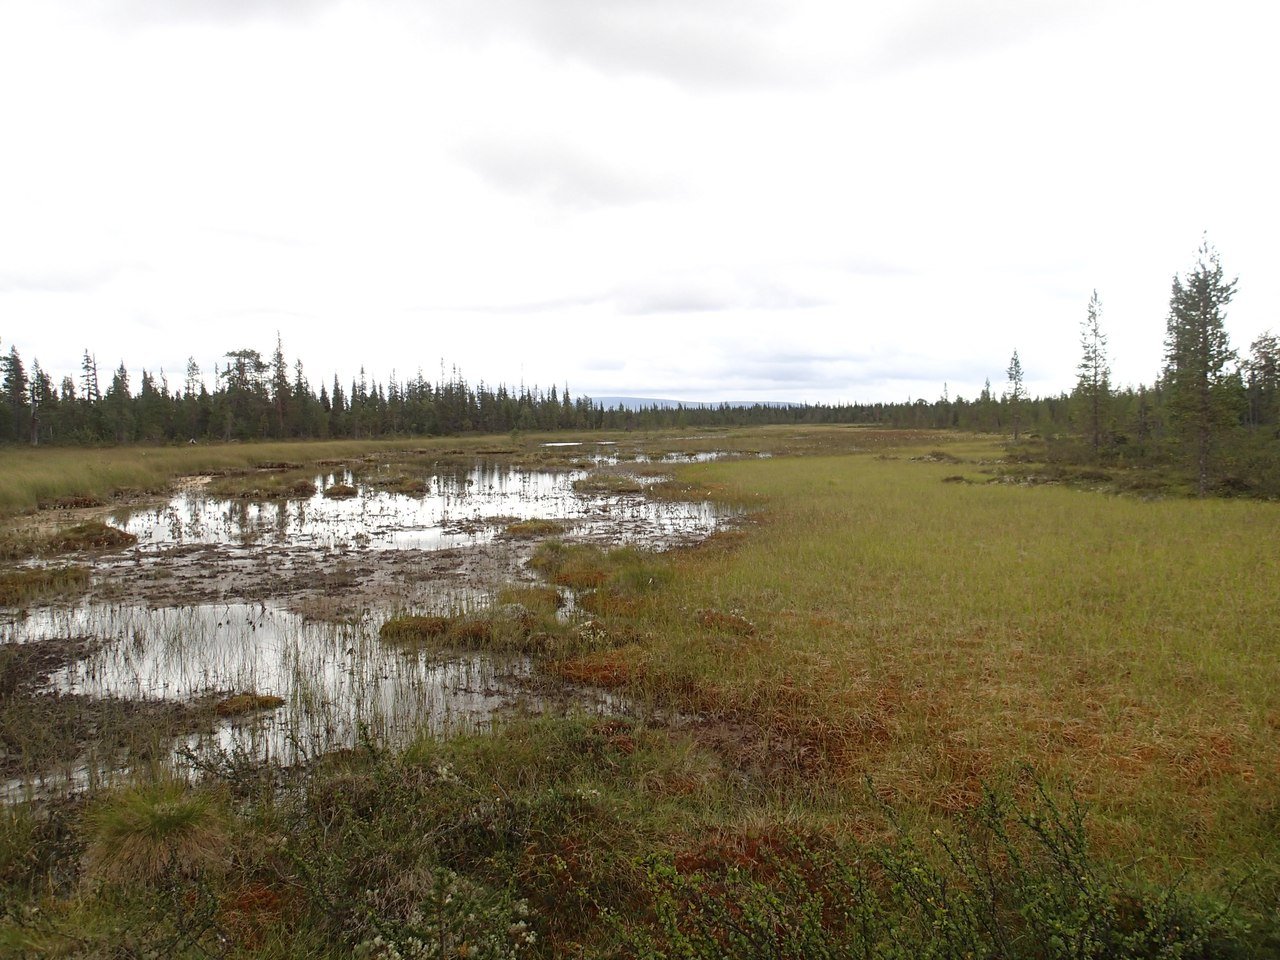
[3,455,736,798]
[117,460,727,551]
[3,602,533,787]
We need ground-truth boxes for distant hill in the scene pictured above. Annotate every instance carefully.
[590,396,796,411]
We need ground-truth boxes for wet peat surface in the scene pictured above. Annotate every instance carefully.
[2,451,740,799]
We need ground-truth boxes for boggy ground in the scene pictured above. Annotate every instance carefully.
[2,427,1278,957]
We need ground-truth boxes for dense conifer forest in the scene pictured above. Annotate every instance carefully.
[4,246,1277,493]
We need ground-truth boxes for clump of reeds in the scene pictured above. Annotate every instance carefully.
[213,693,287,718]
[207,472,318,500]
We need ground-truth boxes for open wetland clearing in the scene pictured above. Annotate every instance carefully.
[2,427,1278,957]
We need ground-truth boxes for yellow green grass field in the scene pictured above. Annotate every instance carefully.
[563,443,1280,889]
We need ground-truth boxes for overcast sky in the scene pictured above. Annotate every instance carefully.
[2,0,1277,405]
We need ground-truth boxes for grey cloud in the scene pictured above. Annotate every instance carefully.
[429,0,818,89]
[454,137,677,210]
[87,0,336,27]
[0,264,120,294]
[411,264,830,319]
[407,294,603,316]
[866,0,1106,75]
[615,271,824,315]
[696,348,995,399]
[839,255,915,278]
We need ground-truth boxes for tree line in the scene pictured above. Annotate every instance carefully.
[2,241,1275,492]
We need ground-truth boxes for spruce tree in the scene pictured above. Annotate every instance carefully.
[1162,240,1238,495]
[1006,350,1026,441]
[1072,290,1111,458]
[1244,331,1279,430]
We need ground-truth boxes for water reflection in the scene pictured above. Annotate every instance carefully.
[3,601,534,794]
[3,456,737,797]
[118,461,731,551]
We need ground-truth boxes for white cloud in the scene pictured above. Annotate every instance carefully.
[1,0,1278,405]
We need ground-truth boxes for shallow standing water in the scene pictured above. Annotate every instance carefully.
[117,461,724,551]
[3,455,738,798]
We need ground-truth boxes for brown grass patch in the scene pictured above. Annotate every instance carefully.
[220,882,290,952]
[549,648,643,688]
[695,609,757,637]
[322,483,358,499]
[450,618,494,643]
[372,476,429,495]
[553,566,609,590]
[379,615,451,644]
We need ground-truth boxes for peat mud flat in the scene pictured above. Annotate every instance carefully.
[2,456,739,797]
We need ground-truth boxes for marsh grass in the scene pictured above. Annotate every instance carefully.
[0,521,137,562]
[572,474,646,495]
[1,711,1270,956]
[593,449,1280,905]
[378,608,569,655]
[497,585,564,613]
[0,425,966,518]
[0,565,90,606]
[527,542,673,600]
[213,693,287,718]
[205,471,318,500]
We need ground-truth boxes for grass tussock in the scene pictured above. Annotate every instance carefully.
[370,475,429,495]
[0,521,136,561]
[529,541,673,596]
[503,518,567,538]
[322,482,357,499]
[84,780,229,884]
[42,521,137,554]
